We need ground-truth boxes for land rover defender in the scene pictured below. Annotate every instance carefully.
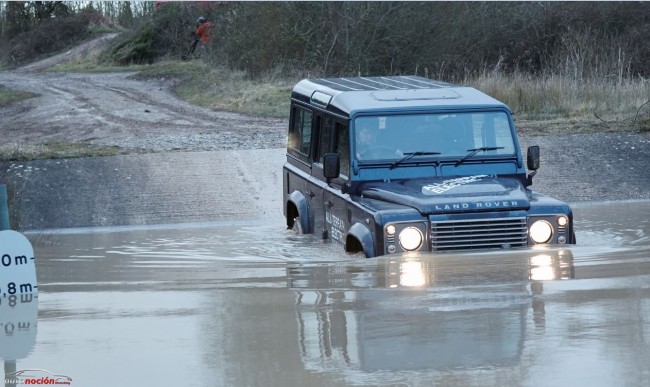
[283,76,575,258]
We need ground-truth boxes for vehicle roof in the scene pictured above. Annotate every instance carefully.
[292,76,510,116]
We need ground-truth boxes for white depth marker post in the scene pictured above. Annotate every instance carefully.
[0,230,38,298]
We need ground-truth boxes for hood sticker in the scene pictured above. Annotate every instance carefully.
[422,175,489,195]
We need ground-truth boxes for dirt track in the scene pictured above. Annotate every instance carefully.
[0,71,286,152]
[0,35,649,230]
[0,34,286,152]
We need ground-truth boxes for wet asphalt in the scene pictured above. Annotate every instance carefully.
[0,131,648,230]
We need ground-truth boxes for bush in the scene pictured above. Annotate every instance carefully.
[104,22,156,65]
[101,2,222,65]
[0,8,109,66]
[211,2,650,80]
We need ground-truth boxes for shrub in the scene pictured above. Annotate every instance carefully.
[104,22,156,65]
[0,8,109,66]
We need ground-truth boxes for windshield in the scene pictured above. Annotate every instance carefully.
[354,111,516,162]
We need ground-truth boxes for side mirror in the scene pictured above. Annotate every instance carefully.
[527,145,540,171]
[526,146,540,187]
[323,153,340,182]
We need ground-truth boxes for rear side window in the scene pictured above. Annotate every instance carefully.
[317,115,335,163]
[288,106,313,156]
[336,123,350,177]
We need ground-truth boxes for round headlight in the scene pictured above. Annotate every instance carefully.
[399,227,423,251]
[530,220,553,244]
[558,216,568,227]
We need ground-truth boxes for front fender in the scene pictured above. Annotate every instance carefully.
[347,222,376,258]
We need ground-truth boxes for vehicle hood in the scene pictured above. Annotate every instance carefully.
[360,175,530,214]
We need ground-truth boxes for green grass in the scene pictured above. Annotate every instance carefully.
[0,142,122,161]
[176,68,293,117]
[48,54,148,73]
[0,86,37,106]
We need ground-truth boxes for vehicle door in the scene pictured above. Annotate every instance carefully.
[322,121,352,245]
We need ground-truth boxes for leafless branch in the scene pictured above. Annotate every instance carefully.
[634,100,650,123]
[593,111,614,124]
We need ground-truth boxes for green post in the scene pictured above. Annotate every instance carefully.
[0,184,9,231]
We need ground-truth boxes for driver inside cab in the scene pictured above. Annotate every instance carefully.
[356,124,376,160]
[355,117,402,160]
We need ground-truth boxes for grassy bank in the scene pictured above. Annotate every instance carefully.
[150,61,650,132]
[471,73,650,123]
[49,53,650,132]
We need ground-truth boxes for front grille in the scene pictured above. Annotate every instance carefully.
[431,217,528,251]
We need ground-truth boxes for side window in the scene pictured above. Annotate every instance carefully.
[336,123,350,177]
[288,106,313,157]
[317,115,335,163]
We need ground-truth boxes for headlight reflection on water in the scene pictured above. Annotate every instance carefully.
[529,254,556,281]
[529,251,574,281]
[399,261,427,287]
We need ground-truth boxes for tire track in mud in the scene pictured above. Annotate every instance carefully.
[94,80,243,123]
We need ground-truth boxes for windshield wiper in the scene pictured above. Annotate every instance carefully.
[455,147,504,166]
[389,151,441,169]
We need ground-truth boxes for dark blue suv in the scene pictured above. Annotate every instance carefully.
[283,76,575,257]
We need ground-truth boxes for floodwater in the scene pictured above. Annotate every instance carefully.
[2,201,650,387]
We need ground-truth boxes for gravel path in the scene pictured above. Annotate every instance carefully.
[519,132,650,203]
[0,71,286,152]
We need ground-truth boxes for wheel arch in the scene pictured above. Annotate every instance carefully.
[286,191,310,233]
[346,222,376,258]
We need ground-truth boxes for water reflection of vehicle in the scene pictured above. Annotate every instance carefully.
[288,249,573,377]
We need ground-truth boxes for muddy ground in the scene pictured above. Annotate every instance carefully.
[0,35,649,230]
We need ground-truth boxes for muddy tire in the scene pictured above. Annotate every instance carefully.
[292,217,304,234]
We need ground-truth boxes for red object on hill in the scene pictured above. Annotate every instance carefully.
[195,21,212,43]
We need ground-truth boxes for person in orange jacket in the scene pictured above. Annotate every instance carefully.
[189,17,212,55]
[195,16,212,43]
